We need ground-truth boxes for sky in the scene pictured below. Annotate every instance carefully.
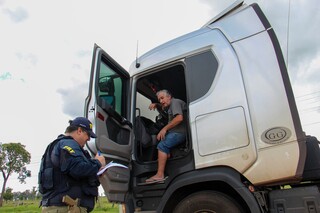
[0,0,319,193]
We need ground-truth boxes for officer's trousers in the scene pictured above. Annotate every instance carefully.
[42,206,88,213]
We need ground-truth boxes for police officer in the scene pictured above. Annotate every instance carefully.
[40,117,106,213]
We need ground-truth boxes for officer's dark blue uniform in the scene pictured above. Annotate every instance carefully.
[39,117,104,213]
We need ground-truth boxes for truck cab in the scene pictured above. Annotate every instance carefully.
[84,1,319,212]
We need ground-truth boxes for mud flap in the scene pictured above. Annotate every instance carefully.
[302,135,320,181]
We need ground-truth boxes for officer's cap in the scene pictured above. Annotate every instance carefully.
[70,117,97,138]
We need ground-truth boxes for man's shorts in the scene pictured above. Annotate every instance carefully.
[157,132,185,154]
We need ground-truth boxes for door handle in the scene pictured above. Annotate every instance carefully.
[89,106,95,112]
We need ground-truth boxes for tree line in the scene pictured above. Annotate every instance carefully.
[2,187,41,203]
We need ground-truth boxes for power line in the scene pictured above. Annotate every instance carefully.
[296,95,320,102]
[295,91,320,114]
[299,105,320,112]
[295,90,320,99]
[286,0,291,66]
[303,121,320,126]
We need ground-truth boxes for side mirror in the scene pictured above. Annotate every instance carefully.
[99,76,115,94]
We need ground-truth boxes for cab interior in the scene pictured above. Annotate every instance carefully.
[134,64,190,163]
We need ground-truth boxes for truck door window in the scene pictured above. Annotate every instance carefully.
[97,61,123,115]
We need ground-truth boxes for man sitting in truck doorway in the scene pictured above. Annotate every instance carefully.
[146,89,186,183]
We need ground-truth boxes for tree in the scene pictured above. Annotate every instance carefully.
[0,143,31,207]
[31,186,37,200]
[18,166,31,184]
[3,187,13,203]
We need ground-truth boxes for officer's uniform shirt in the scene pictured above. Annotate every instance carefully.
[51,135,101,178]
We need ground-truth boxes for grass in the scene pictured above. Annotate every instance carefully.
[1,197,119,213]
[92,197,119,213]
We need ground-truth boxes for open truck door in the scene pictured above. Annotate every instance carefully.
[84,44,132,203]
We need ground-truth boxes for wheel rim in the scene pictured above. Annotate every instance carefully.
[195,210,216,213]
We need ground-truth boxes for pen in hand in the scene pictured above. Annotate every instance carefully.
[96,150,106,167]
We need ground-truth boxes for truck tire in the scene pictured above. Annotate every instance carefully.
[173,191,244,213]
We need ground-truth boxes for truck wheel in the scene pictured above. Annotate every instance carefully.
[173,191,244,213]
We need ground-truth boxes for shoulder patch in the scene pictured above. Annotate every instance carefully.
[63,145,75,154]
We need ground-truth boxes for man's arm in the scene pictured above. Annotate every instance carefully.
[60,141,103,178]
[149,103,162,110]
[157,114,183,141]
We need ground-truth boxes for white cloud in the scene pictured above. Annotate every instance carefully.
[2,6,28,22]
[57,82,88,117]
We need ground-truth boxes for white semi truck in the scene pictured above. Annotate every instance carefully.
[85,1,320,212]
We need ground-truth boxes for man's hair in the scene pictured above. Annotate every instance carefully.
[156,89,172,97]
[65,120,87,134]
[65,125,78,134]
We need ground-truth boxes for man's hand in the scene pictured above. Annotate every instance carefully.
[149,103,158,110]
[95,154,106,167]
[157,114,183,141]
[157,128,167,141]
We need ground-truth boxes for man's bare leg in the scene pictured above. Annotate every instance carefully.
[146,150,168,181]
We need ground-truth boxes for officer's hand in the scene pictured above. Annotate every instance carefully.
[95,154,106,167]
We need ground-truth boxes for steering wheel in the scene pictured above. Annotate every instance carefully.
[155,105,168,130]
